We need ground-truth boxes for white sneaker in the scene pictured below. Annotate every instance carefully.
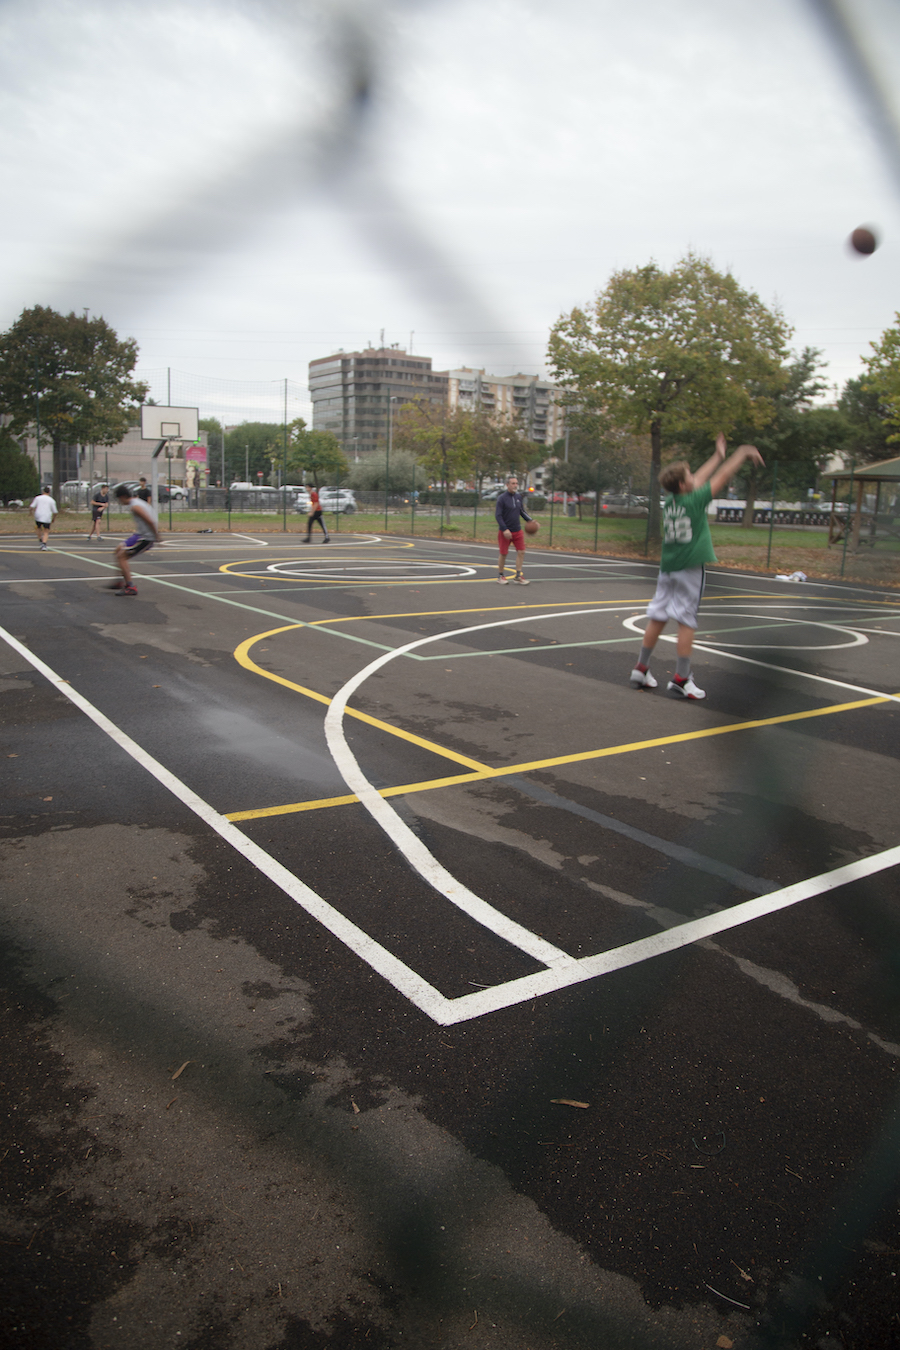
[497,573,509,584]
[629,666,657,689]
[667,675,706,700]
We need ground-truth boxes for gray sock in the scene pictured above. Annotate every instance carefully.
[638,646,653,668]
[676,655,691,679]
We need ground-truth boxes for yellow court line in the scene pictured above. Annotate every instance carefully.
[225,692,892,820]
[233,627,487,772]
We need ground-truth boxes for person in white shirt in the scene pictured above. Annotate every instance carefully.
[29,487,58,550]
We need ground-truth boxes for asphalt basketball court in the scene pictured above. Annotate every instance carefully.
[2,527,900,1345]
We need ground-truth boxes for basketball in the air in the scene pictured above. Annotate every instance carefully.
[849,225,878,255]
[524,520,539,535]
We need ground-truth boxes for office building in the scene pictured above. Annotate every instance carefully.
[309,346,449,457]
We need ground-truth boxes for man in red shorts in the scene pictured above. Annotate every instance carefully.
[494,474,533,585]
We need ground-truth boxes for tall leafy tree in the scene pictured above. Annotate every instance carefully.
[0,306,148,498]
[224,422,284,483]
[547,253,791,541]
[284,419,347,486]
[839,374,895,462]
[686,347,844,522]
[0,427,40,503]
[861,315,900,446]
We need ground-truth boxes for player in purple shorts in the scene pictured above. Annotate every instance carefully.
[111,485,162,595]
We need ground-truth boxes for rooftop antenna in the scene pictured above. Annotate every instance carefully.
[380,327,385,348]
[409,330,414,354]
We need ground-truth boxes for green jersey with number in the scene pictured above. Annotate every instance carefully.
[660,482,716,573]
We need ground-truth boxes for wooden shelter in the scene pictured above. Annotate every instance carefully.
[826,455,900,550]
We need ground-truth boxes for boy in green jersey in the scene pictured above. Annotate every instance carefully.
[630,435,765,700]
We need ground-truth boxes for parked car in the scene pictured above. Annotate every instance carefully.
[317,488,356,514]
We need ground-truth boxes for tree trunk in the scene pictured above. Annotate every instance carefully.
[647,419,662,544]
[741,467,758,527]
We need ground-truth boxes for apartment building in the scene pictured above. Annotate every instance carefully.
[447,368,565,446]
[309,346,449,457]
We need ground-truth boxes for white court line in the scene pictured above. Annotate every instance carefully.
[623,614,900,704]
[2,620,898,1025]
[441,845,900,1022]
[0,621,449,1024]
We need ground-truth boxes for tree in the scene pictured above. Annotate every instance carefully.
[839,375,895,463]
[0,428,39,503]
[547,426,633,518]
[861,315,900,446]
[347,450,420,493]
[547,253,792,541]
[224,422,283,484]
[0,306,148,499]
[394,403,542,505]
[284,420,347,486]
[679,347,845,523]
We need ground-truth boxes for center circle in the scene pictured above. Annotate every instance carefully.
[266,559,477,580]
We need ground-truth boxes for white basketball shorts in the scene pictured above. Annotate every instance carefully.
[646,566,705,629]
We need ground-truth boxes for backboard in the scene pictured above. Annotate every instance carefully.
[141,405,199,442]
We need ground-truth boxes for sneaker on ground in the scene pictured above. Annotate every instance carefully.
[115,585,138,596]
[514,574,529,585]
[497,573,509,584]
[323,536,330,542]
[667,675,706,700]
[630,666,658,689]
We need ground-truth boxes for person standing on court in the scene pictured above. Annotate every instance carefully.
[495,473,532,585]
[29,485,57,550]
[136,476,152,502]
[303,485,329,543]
[110,484,161,595]
[88,483,109,541]
[629,434,764,700]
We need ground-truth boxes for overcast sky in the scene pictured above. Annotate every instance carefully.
[1,0,899,427]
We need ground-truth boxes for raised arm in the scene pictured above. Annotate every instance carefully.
[708,443,765,499]
[692,433,727,489]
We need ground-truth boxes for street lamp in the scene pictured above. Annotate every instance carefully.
[385,395,398,531]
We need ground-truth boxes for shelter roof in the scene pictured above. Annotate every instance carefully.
[828,455,900,482]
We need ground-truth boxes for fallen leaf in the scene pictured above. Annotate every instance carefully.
[7,754,17,758]
[171,1060,194,1082]
[43,796,52,801]
[717,1338,734,1349]
[551,1099,589,1109]
[351,1099,360,1115]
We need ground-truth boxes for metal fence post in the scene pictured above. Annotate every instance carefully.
[766,461,778,570]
